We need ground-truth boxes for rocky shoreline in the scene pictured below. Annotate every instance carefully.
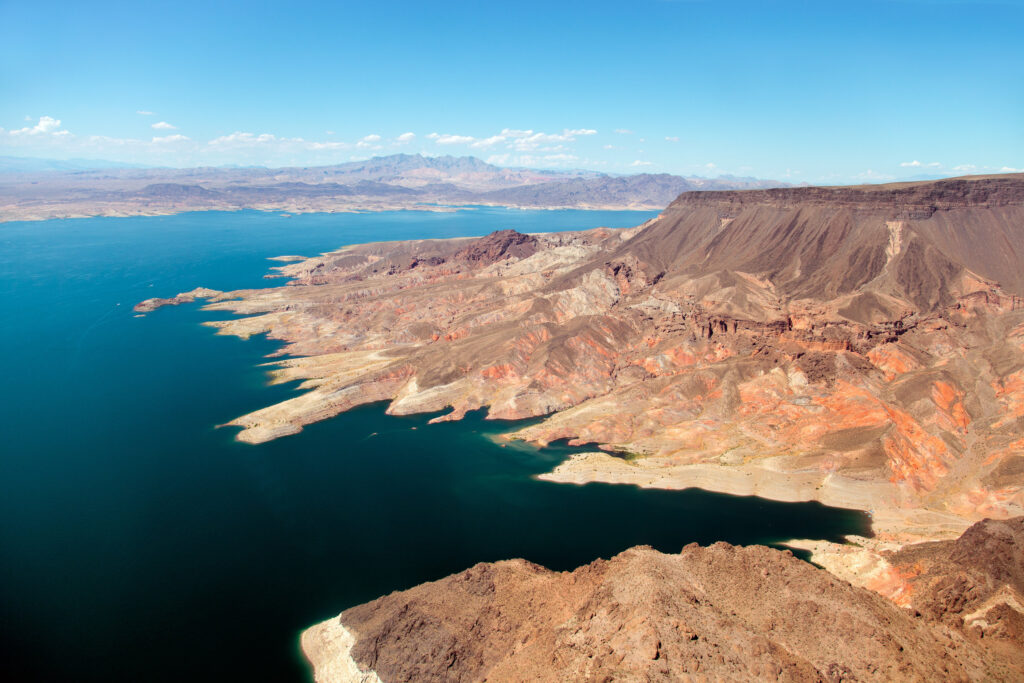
[303,518,1024,682]
[136,174,1024,680]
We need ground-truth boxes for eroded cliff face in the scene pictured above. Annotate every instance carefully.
[302,518,1024,683]
[137,174,1024,540]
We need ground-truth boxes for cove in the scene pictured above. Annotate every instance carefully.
[0,209,870,682]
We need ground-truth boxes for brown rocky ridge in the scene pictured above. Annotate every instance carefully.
[302,517,1024,682]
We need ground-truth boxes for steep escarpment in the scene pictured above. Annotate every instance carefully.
[139,174,1024,541]
[618,176,1024,310]
[302,518,1024,682]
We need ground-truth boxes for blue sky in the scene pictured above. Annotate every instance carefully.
[1,0,1021,182]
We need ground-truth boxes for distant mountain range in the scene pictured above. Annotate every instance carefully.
[0,153,791,222]
[0,156,148,173]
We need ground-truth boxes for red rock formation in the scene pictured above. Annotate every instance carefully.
[143,174,1024,536]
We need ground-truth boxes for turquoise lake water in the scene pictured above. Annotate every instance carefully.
[0,208,871,682]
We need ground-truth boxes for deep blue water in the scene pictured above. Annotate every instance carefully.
[0,209,871,682]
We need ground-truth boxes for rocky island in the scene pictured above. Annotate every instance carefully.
[138,173,1024,680]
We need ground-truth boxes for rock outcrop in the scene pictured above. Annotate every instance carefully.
[302,518,1024,682]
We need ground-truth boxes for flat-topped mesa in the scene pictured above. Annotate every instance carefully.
[146,174,1024,540]
[621,174,1024,310]
[302,517,1024,683]
[667,173,1024,215]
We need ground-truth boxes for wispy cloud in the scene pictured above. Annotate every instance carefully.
[429,133,475,145]
[152,134,190,144]
[469,134,506,149]
[9,116,68,137]
[208,132,285,146]
[356,133,383,149]
[151,121,177,130]
[665,136,680,142]
[136,110,154,116]
[425,128,596,154]
[630,159,652,167]
[308,141,350,150]
[614,128,634,135]
[395,132,415,143]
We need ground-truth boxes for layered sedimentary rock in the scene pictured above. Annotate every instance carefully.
[139,173,1024,543]
[133,173,1024,679]
[302,517,1024,682]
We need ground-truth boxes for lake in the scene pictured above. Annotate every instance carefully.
[0,208,871,682]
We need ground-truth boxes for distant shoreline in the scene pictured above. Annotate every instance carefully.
[0,200,667,224]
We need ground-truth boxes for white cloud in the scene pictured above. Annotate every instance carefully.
[151,121,177,130]
[603,144,614,149]
[499,128,593,151]
[953,164,977,173]
[136,110,155,116]
[152,134,190,144]
[9,115,66,136]
[705,162,717,170]
[486,153,510,165]
[900,160,922,167]
[665,136,680,142]
[309,141,350,150]
[614,128,634,135]
[1000,166,1022,173]
[396,132,415,143]
[434,134,475,145]
[470,134,506,149]
[419,128,598,152]
[208,132,281,146]
[630,160,652,167]
[86,134,139,146]
[356,133,383,150]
